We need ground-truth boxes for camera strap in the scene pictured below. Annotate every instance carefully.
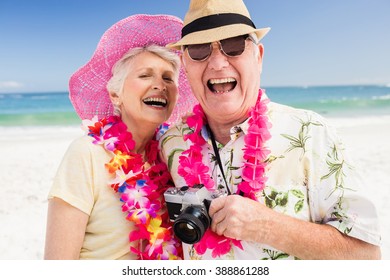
[206,125,232,195]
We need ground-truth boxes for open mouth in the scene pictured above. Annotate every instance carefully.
[143,97,168,108]
[207,78,237,94]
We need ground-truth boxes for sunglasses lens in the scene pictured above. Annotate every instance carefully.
[186,35,249,61]
[187,43,211,61]
[220,35,247,56]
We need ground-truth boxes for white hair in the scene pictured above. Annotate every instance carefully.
[106,45,181,116]
[248,33,260,57]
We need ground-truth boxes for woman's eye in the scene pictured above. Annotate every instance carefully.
[163,76,174,82]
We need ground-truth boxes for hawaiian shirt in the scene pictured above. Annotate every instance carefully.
[160,101,381,260]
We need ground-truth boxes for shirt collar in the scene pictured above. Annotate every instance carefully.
[230,118,249,141]
[201,90,270,143]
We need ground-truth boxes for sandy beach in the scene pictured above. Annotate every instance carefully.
[0,116,389,260]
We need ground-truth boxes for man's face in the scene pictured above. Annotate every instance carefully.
[182,36,264,125]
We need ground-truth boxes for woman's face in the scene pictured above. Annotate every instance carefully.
[119,51,178,130]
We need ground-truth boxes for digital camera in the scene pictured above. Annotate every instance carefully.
[164,184,223,244]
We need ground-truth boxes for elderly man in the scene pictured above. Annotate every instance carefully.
[160,0,381,260]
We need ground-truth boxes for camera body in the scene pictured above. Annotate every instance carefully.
[164,184,222,244]
[164,184,212,221]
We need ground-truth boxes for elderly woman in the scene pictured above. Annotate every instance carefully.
[44,14,196,260]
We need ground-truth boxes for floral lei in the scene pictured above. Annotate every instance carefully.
[83,115,182,260]
[178,90,271,258]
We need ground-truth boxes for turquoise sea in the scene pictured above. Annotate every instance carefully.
[0,85,389,126]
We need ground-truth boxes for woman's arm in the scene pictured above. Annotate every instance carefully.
[44,197,89,259]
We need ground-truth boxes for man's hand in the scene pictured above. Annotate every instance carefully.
[208,195,273,243]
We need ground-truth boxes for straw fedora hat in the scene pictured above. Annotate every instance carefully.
[69,14,197,124]
[167,0,270,49]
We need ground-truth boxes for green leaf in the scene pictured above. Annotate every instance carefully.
[291,189,304,199]
[264,196,276,209]
[229,166,240,170]
[160,134,180,147]
[275,192,288,207]
[167,148,184,171]
[274,253,290,260]
[294,199,304,213]
[281,134,300,142]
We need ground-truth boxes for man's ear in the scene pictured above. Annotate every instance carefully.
[180,54,187,73]
[258,43,264,62]
[257,43,265,72]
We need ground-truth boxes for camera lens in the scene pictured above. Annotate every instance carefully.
[173,206,210,244]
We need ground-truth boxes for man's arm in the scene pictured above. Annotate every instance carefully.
[209,195,381,260]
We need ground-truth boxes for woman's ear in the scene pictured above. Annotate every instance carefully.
[109,91,122,117]
[109,91,121,106]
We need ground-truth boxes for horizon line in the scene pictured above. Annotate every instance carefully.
[1,83,389,94]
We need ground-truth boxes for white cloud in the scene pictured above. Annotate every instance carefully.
[0,81,24,89]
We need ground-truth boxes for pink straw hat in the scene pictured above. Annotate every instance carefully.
[69,14,197,125]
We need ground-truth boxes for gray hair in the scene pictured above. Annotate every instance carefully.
[248,33,260,57]
[106,45,181,116]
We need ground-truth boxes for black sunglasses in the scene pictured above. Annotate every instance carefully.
[184,35,255,62]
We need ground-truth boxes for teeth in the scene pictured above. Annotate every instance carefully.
[209,78,236,84]
[143,97,168,108]
[143,97,167,105]
[207,77,237,94]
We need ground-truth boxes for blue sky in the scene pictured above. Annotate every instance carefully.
[0,0,389,93]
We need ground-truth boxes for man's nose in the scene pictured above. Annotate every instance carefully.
[207,42,229,70]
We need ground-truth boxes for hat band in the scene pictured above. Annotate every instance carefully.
[182,13,256,38]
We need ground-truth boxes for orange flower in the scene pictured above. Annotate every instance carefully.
[105,150,131,173]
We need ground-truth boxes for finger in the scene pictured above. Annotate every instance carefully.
[210,208,225,232]
[214,220,226,236]
[208,196,226,217]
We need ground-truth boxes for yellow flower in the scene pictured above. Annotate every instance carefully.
[105,150,131,173]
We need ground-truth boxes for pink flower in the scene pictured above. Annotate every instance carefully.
[159,239,180,260]
[182,144,203,161]
[129,224,150,243]
[121,185,151,210]
[242,161,265,179]
[84,115,182,260]
[184,129,206,146]
[245,124,271,147]
[186,114,203,132]
[178,155,214,189]
[183,105,207,145]
[116,132,136,152]
[238,175,267,193]
[177,90,271,258]
[193,230,243,258]
[243,147,270,161]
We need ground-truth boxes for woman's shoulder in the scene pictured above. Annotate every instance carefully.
[69,134,93,148]
[66,135,104,156]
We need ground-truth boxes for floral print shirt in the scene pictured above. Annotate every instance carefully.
[160,101,381,260]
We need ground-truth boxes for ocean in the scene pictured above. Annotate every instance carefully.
[0,85,389,126]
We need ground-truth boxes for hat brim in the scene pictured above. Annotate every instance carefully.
[167,25,270,49]
[68,14,197,125]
